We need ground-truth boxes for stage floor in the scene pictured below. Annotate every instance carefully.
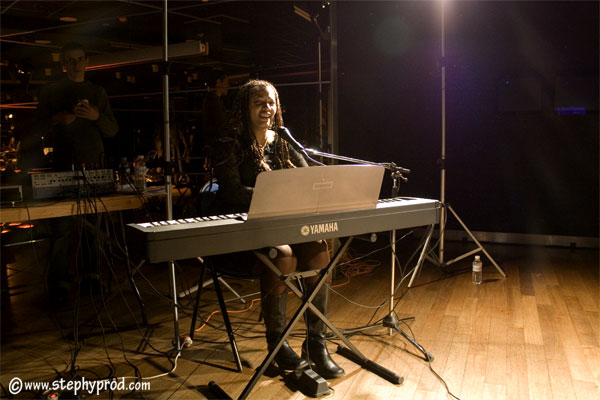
[1,238,598,399]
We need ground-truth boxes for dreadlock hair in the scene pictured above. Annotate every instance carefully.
[222,79,295,173]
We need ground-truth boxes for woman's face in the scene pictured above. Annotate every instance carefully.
[248,85,277,134]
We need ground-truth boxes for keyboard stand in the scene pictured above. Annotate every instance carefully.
[209,236,403,400]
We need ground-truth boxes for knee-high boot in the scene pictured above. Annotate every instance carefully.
[262,292,308,370]
[301,283,345,379]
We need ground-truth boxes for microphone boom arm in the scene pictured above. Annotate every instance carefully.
[305,148,410,183]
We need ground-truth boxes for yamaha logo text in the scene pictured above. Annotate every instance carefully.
[300,222,339,236]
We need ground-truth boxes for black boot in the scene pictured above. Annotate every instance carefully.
[262,292,308,370]
[302,283,345,379]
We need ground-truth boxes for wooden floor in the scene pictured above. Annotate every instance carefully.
[1,239,598,400]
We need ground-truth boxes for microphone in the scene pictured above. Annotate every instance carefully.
[276,126,305,154]
[276,126,325,166]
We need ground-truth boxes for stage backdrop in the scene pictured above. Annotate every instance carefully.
[337,1,598,238]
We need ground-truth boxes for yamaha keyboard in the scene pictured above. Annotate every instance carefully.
[127,197,440,263]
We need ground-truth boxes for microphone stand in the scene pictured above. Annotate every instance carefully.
[305,148,410,181]
[304,148,433,362]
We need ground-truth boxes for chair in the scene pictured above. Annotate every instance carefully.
[198,178,218,217]
[187,178,260,372]
[176,179,246,304]
[188,256,261,372]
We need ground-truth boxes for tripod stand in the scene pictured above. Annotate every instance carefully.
[408,203,506,288]
[304,148,435,362]
[408,1,506,287]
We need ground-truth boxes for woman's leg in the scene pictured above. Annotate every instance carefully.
[255,245,307,370]
[292,240,330,286]
[293,241,345,379]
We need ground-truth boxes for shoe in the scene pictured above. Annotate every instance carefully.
[303,282,345,379]
[273,341,309,371]
[301,338,345,379]
[262,292,308,371]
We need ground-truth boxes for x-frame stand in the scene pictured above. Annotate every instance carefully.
[209,236,403,400]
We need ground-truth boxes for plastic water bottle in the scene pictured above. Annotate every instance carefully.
[133,155,147,191]
[472,255,483,285]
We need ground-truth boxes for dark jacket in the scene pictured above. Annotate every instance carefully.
[211,133,308,214]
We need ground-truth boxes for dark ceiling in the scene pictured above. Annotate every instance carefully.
[1,0,331,104]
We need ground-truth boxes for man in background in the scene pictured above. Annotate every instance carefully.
[32,42,118,307]
[34,42,118,170]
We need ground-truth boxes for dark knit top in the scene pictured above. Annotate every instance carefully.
[211,133,308,214]
[35,79,118,170]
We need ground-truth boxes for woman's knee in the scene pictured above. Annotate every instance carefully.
[268,245,297,274]
[274,245,294,259]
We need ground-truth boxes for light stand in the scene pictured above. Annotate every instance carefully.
[410,1,506,286]
[159,0,182,352]
[304,148,433,362]
[293,4,328,150]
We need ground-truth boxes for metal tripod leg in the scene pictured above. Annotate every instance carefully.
[443,205,506,277]
[407,224,435,288]
[413,204,506,287]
